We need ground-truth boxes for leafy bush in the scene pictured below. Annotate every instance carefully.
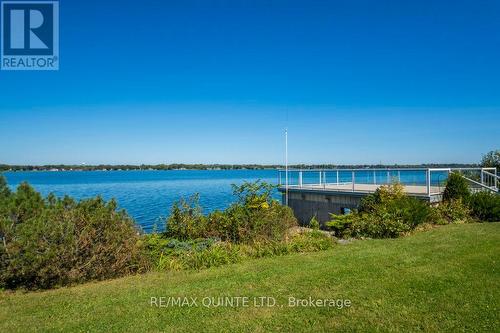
[0,176,146,290]
[433,199,472,224]
[443,173,470,202]
[358,182,406,213]
[165,181,297,243]
[468,192,500,222]
[326,214,356,238]
[165,194,207,240]
[217,181,297,243]
[327,184,433,238]
[346,212,414,239]
[359,184,432,236]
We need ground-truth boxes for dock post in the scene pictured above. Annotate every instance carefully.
[352,170,355,191]
[319,171,322,186]
[299,171,303,188]
[386,171,390,184]
[426,169,431,195]
[336,170,339,186]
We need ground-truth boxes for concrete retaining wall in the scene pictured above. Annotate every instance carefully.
[280,187,436,226]
[283,191,363,226]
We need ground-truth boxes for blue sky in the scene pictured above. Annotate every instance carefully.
[0,0,499,165]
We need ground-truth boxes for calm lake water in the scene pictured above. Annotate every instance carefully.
[3,170,279,232]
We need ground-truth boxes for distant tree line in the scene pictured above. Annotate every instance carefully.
[0,163,481,172]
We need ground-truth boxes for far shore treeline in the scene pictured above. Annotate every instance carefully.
[0,163,481,172]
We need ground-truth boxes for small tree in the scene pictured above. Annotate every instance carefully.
[309,215,320,230]
[443,173,470,202]
[481,150,500,172]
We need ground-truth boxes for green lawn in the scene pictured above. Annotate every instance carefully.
[1,223,499,332]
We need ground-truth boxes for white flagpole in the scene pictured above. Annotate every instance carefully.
[285,128,288,206]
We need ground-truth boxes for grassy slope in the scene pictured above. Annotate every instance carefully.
[1,223,499,333]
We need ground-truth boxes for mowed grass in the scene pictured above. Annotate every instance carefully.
[1,223,499,333]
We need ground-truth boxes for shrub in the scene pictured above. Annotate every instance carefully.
[218,181,297,243]
[165,194,207,240]
[443,173,470,202]
[348,212,414,238]
[359,182,406,213]
[165,181,297,243]
[309,215,320,230]
[327,184,433,238]
[0,178,146,290]
[326,214,356,238]
[433,199,472,224]
[232,180,275,209]
[468,191,500,222]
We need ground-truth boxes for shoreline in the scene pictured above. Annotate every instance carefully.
[0,163,480,173]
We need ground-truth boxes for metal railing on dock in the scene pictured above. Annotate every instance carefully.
[278,167,498,196]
